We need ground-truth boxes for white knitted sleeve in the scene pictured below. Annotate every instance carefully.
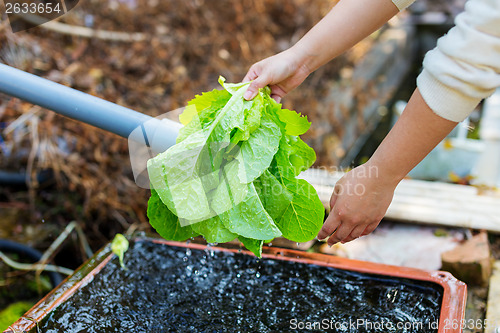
[417,0,500,122]
[391,0,416,11]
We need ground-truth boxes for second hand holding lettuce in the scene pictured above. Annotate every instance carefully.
[147,77,324,257]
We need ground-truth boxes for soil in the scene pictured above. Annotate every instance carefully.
[40,239,443,333]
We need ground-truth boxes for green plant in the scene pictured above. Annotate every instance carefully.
[111,234,129,269]
[147,77,324,257]
[0,301,34,331]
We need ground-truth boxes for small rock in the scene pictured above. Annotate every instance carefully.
[441,231,492,286]
[318,242,350,258]
[268,237,316,251]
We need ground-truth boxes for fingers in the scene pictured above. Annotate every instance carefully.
[243,63,265,100]
[327,222,354,246]
[329,186,339,210]
[361,222,379,236]
[318,216,379,246]
[243,67,259,83]
[315,163,394,246]
[270,95,281,103]
[341,224,367,244]
[268,84,287,103]
[317,211,341,242]
[317,188,340,241]
[337,221,381,244]
[244,75,269,100]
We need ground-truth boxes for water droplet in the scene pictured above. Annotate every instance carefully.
[296,242,300,248]
[256,272,261,278]
[268,242,272,247]
[183,257,188,262]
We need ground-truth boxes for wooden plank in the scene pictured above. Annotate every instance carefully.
[485,261,500,333]
[299,169,500,232]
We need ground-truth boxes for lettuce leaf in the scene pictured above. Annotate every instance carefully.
[277,108,311,136]
[147,189,199,241]
[238,236,264,257]
[191,215,237,244]
[147,76,324,257]
[218,183,282,240]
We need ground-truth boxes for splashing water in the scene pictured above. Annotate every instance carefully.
[39,240,442,333]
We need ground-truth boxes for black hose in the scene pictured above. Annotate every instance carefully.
[0,239,63,287]
[0,169,53,187]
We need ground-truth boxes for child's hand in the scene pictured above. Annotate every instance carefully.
[317,163,396,246]
[242,47,311,102]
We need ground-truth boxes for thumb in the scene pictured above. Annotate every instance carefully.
[329,190,338,210]
[317,190,340,241]
[244,76,269,100]
[317,212,341,242]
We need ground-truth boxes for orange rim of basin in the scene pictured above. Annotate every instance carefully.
[4,237,467,333]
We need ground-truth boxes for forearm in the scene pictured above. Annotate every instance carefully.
[368,89,458,185]
[292,0,399,73]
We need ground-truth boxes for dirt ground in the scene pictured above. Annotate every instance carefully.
[0,0,352,248]
[0,0,356,317]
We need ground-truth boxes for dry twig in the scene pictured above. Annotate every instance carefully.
[0,251,74,276]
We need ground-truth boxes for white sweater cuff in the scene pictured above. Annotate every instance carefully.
[391,0,416,11]
[417,70,480,122]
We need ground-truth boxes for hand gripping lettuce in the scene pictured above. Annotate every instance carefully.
[147,77,324,257]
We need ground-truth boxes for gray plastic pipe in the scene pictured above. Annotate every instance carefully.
[0,63,180,154]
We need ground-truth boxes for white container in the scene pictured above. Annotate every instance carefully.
[471,88,500,188]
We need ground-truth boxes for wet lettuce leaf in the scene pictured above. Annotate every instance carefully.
[147,77,324,257]
[147,189,199,241]
[238,236,264,258]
